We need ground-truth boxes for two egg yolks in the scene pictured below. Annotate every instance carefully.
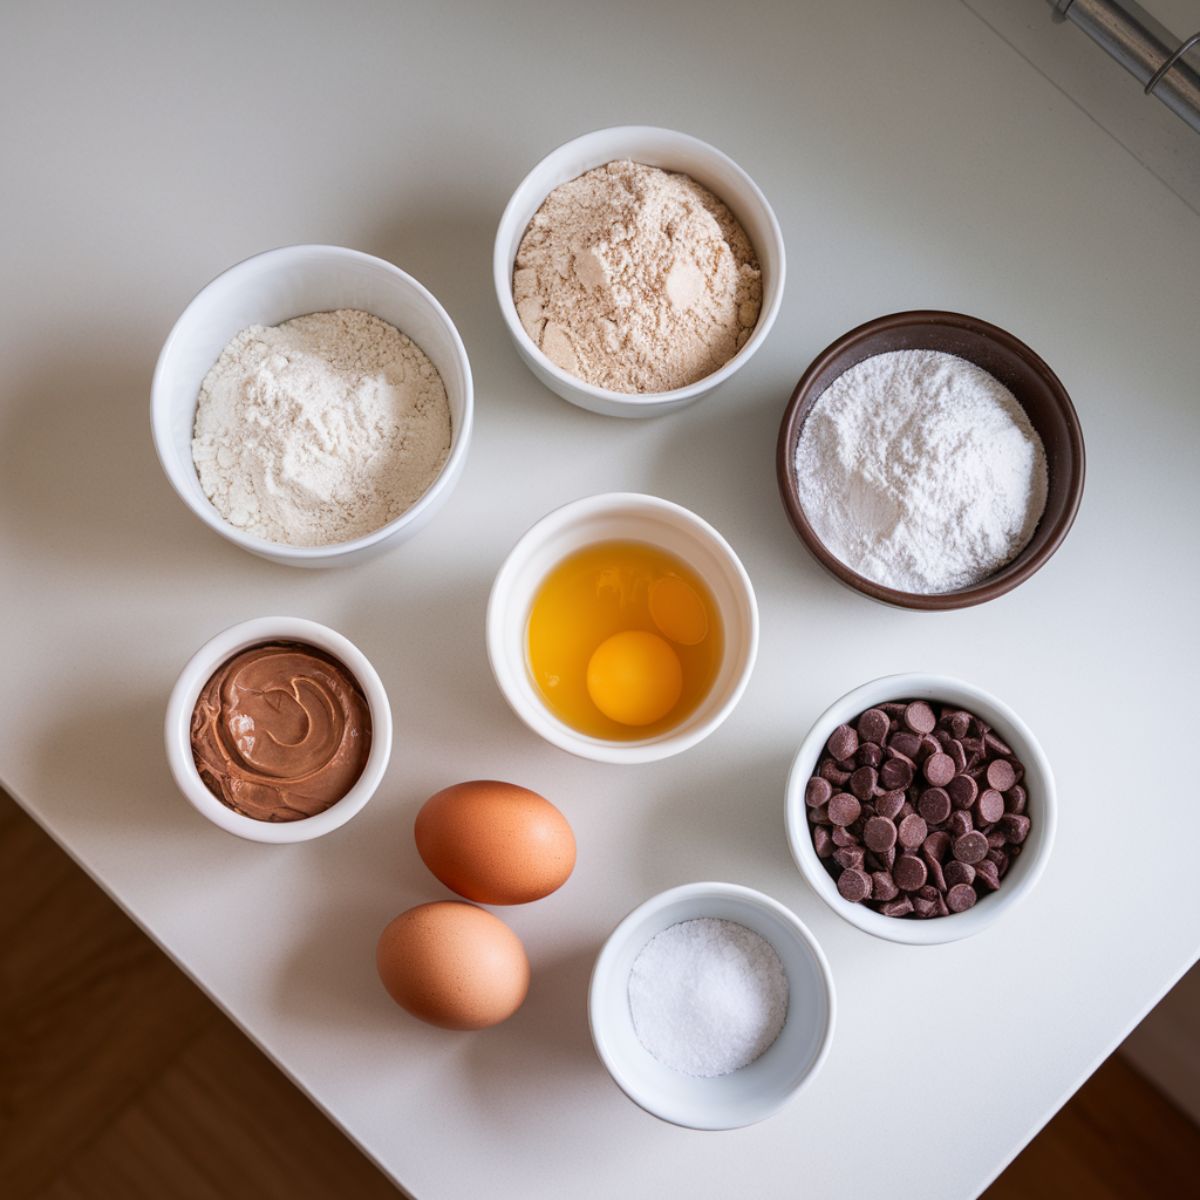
[527,542,721,739]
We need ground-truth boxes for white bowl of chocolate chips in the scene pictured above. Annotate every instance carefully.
[785,673,1056,945]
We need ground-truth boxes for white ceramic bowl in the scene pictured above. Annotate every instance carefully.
[151,244,474,567]
[785,674,1057,945]
[589,882,835,1130]
[165,617,393,843]
[493,126,786,418]
[486,493,758,764]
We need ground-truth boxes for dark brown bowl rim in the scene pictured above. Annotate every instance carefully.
[775,310,1086,611]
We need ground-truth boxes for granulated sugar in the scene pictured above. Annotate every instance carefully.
[627,918,788,1078]
[513,160,761,394]
[793,350,1048,593]
[192,309,451,546]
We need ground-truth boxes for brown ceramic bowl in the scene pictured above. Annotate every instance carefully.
[776,310,1085,611]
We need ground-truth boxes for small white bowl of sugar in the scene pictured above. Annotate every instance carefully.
[588,881,835,1129]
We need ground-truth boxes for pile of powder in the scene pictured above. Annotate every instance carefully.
[192,309,451,546]
[794,350,1048,593]
[627,917,788,1078]
[513,160,761,394]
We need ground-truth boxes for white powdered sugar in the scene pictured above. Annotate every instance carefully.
[627,918,788,1078]
[794,350,1048,594]
[192,309,451,547]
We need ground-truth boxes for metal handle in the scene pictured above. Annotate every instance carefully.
[1048,0,1200,133]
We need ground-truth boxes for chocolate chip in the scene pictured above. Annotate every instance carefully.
[898,813,928,850]
[922,830,951,862]
[975,788,1005,825]
[879,756,915,790]
[947,739,967,772]
[923,852,947,893]
[876,790,905,821]
[881,897,913,918]
[1000,814,1031,845]
[918,787,952,825]
[833,846,865,872]
[953,831,989,864]
[857,708,890,745]
[987,759,1017,792]
[944,860,975,888]
[1005,784,1028,815]
[877,846,896,870]
[814,826,834,858]
[857,742,883,768]
[917,884,939,902]
[832,825,860,847]
[923,753,956,787]
[947,774,978,810]
[818,759,851,786]
[917,734,941,762]
[986,830,1007,849]
[975,858,1001,890]
[807,803,829,825]
[948,810,974,837]
[872,871,899,902]
[904,701,936,734]
[912,895,937,918]
[849,766,877,802]
[947,711,971,740]
[863,815,898,852]
[888,731,923,759]
[837,867,872,903]
[947,883,977,913]
[827,724,859,761]
[894,854,927,891]
[984,730,1013,757]
[805,776,833,808]
[828,793,861,827]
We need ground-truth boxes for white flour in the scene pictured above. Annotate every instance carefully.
[794,350,1048,593]
[513,160,761,394]
[192,309,451,546]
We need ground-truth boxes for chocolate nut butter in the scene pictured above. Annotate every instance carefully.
[191,641,371,822]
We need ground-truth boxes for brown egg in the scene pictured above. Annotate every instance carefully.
[414,780,576,905]
[376,901,529,1030]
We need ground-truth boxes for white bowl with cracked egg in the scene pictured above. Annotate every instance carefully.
[493,126,786,418]
[151,244,474,568]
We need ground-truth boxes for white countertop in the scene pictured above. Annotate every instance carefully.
[2,2,1198,1198]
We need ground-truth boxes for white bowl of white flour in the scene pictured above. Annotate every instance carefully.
[494,127,785,418]
[152,245,473,566]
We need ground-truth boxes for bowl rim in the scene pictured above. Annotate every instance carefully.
[485,491,759,765]
[587,881,837,1130]
[164,616,393,843]
[775,309,1086,610]
[784,672,1057,945]
[150,242,475,562]
[492,124,786,409]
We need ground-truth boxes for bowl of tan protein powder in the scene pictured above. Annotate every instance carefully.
[152,245,474,567]
[494,127,786,418]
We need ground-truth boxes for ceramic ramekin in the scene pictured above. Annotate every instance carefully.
[151,244,474,567]
[785,673,1056,945]
[494,126,786,418]
[486,493,758,765]
[165,617,393,843]
[589,882,836,1130]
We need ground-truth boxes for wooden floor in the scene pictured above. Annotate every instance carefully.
[3,791,1198,1200]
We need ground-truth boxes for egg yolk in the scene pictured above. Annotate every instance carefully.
[586,631,683,726]
[649,576,709,646]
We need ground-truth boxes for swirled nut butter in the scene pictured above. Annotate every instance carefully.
[190,641,371,822]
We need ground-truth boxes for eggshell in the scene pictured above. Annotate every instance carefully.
[414,780,576,905]
[376,901,529,1030]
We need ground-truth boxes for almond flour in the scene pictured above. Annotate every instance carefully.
[513,160,761,394]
